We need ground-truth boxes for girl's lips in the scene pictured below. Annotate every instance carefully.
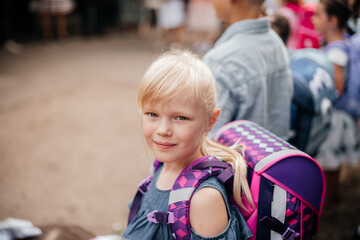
[154,141,176,149]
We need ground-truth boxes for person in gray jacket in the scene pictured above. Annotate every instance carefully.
[204,0,293,140]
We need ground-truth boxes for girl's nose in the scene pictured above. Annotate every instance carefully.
[157,119,172,136]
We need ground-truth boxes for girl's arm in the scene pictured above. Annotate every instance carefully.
[333,63,345,94]
[326,47,348,94]
[189,187,228,236]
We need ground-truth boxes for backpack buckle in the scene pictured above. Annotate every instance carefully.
[147,211,175,224]
[137,177,152,195]
[282,227,300,240]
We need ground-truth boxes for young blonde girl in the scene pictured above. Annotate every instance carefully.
[123,50,253,239]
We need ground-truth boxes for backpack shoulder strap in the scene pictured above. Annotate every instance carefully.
[324,40,349,53]
[128,160,163,224]
[164,155,233,240]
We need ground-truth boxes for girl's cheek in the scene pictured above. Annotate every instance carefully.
[142,120,154,136]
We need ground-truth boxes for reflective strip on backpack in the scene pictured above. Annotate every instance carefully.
[254,149,306,172]
[169,187,195,205]
[149,164,155,176]
[270,185,287,240]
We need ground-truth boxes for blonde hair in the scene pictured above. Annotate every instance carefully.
[138,49,253,210]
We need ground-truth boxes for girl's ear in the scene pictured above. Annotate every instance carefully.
[207,108,220,133]
[329,15,339,29]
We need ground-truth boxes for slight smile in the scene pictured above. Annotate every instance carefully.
[154,141,177,149]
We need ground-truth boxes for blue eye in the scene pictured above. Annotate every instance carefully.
[176,116,188,120]
[147,112,158,117]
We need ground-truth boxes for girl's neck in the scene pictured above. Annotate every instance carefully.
[156,163,185,190]
[229,3,262,24]
[157,155,202,190]
[325,29,346,43]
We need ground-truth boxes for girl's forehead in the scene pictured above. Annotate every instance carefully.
[144,96,202,112]
[318,2,326,11]
[315,2,325,14]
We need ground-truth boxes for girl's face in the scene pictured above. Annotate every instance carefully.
[312,2,331,36]
[142,96,213,166]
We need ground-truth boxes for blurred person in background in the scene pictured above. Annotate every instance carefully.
[158,0,187,47]
[270,13,337,159]
[186,0,221,55]
[30,0,76,42]
[138,0,162,37]
[312,0,360,215]
[348,0,360,32]
[79,0,104,36]
[118,0,142,30]
[264,0,280,14]
[204,0,293,141]
[0,0,23,54]
[277,0,305,49]
[276,0,322,49]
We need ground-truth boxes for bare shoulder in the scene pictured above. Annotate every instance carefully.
[189,187,228,237]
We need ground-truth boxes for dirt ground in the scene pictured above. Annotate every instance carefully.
[0,32,359,240]
[0,32,158,236]
[314,164,360,240]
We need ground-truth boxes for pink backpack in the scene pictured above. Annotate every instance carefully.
[279,3,322,49]
[128,120,325,240]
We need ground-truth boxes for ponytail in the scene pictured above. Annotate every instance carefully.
[350,0,360,21]
[201,138,254,211]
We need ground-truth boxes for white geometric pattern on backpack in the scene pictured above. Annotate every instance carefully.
[234,124,292,152]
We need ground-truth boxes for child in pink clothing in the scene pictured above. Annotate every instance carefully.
[277,0,321,49]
